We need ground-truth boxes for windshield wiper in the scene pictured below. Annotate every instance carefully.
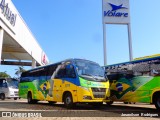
[80,74,105,81]
[94,75,104,77]
[81,73,93,76]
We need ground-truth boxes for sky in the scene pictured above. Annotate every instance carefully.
[1,0,160,77]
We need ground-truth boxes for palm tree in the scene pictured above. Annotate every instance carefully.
[15,66,26,78]
[0,71,11,78]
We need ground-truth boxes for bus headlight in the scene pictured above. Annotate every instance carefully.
[10,91,14,95]
[83,95,92,100]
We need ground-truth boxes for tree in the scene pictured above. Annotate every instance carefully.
[0,71,11,78]
[15,66,26,78]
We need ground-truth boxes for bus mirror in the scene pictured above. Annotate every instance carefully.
[3,80,5,83]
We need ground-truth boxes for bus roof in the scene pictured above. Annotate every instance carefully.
[105,54,160,68]
[23,58,99,73]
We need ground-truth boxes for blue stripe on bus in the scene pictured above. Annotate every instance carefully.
[61,77,80,86]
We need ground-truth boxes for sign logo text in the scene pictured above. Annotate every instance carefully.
[104,3,128,17]
[0,0,17,26]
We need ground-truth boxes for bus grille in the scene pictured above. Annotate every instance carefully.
[91,88,106,98]
[14,91,18,96]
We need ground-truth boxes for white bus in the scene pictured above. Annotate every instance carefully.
[0,78,19,100]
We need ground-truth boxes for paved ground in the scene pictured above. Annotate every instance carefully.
[0,99,159,120]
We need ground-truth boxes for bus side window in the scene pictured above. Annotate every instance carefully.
[20,72,30,82]
[28,72,35,82]
[39,68,47,81]
[0,80,3,87]
[125,74,134,79]
[47,64,58,80]
[2,80,7,88]
[56,67,66,78]
[55,64,76,78]
[134,72,142,76]
[107,74,119,81]
[66,65,76,78]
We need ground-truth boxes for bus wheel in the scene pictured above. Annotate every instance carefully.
[0,93,5,100]
[64,93,75,109]
[27,92,37,104]
[154,95,160,110]
[48,101,57,105]
[14,98,17,100]
[106,101,113,105]
[124,102,129,104]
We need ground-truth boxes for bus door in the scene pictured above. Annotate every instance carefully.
[53,63,77,102]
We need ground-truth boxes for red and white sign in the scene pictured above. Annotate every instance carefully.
[41,52,49,65]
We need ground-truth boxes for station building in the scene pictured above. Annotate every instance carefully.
[0,0,49,68]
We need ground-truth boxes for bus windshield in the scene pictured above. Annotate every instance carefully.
[74,59,106,81]
[7,78,19,89]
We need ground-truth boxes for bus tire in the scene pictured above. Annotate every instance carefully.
[0,93,5,100]
[14,98,17,100]
[48,101,57,105]
[64,92,75,109]
[124,102,129,104]
[106,101,113,105]
[154,94,160,110]
[27,92,37,104]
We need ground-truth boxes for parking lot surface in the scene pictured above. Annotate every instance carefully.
[0,99,159,120]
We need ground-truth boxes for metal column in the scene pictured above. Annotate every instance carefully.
[0,28,4,64]
[32,59,36,68]
[128,23,133,61]
[103,24,107,65]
